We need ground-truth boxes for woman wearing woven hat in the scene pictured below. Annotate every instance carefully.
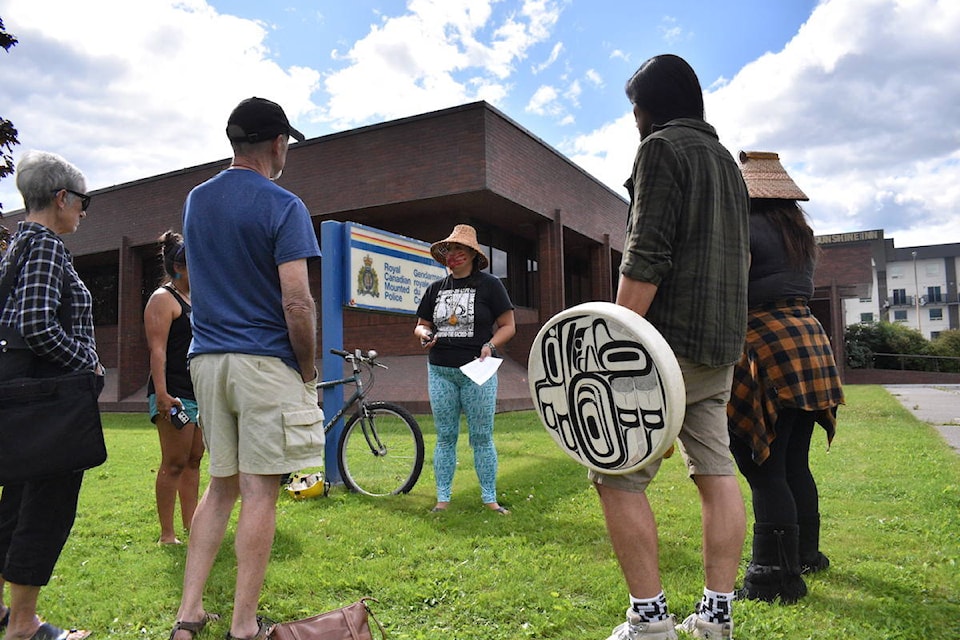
[727,151,844,603]
[414,224,516,514]
[143,230,204,545]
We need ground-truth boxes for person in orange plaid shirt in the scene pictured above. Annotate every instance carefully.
[727,151,845,604]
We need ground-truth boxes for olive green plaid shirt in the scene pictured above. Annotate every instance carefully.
[621,118,750,366]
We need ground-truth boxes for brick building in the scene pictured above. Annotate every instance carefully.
[12,102,944,411]
[2,101,630,412]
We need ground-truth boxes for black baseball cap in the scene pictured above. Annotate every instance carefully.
[226,97,305,143]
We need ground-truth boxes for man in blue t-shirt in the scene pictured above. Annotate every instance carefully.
[170,97,322,640]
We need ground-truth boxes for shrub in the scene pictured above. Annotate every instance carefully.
[925,329,960,373]
[844,321,930,370]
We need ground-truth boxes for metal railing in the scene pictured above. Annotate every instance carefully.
[885,292,959,307]
[867,352,960,372]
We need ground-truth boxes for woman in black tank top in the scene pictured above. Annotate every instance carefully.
[144,230,205,545]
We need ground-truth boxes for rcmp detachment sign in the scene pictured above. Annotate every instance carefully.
[345,223,447,314]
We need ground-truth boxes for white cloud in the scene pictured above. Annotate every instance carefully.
[565,111,636,195]
[0,0,319,211]
[0,0,566,210]
[584,68,603,88]
[3,0,958,249]
[709,0,960,243]
[572,0,960,246]
[526,84,560,115]
[533,41,563,74]
[564,79,581,106]
[658,16,687,45]
[320,0,563,128]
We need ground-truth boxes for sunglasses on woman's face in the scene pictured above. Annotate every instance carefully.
[52,188,91,212]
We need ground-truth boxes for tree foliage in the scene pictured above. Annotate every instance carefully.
[844,321,930,370]
[925,329,960,373]
[1,17,20,214]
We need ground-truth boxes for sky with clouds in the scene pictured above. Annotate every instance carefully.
[1,0,958,248]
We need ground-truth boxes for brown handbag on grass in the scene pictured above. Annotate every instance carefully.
[271,598,387,640]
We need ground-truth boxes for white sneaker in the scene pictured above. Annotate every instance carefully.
[677,613,733,640]
[606,610,678,640]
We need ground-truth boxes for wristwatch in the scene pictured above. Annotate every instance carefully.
[483,342,498,357]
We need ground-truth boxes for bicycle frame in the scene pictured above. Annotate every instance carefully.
[290,348,424,496]
[317,349,388,453]
[316,368,364,435]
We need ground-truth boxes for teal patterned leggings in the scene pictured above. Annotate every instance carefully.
[428,363,499,504]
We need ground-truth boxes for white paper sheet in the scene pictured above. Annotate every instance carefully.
[459,356,503,386]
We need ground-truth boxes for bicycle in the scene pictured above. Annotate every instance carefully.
[311,348,425,497]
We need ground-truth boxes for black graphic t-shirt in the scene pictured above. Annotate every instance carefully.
[416,271,514,368]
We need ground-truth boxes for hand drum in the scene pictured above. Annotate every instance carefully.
[528,302,685,474]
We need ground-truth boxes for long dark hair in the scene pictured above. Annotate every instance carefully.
[751,199,820,268]
[625,54,704,125]
[157,230,185,285]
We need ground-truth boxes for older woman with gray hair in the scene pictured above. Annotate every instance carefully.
[0,150,102,640]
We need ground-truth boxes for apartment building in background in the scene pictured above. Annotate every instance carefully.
[817,230,960,341]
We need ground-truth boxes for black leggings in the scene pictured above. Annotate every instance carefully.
[730,408,819,524]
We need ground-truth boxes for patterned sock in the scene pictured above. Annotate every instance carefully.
[629,591,670,622]
[698,588,734,625]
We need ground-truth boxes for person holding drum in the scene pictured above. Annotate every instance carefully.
[727,151,844,603]
[414,224,516,515]
[596,54,750,640]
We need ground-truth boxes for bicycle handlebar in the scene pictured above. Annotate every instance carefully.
[329,348,388,369]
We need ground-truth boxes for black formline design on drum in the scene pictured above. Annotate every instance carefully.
[529,302,683,475]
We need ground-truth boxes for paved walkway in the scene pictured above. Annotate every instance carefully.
[884,384,960,453]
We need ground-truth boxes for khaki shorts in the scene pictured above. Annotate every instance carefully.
[190,353,325,477]
[590,356,735,492]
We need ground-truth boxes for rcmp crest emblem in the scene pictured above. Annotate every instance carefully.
[356,254,380,297]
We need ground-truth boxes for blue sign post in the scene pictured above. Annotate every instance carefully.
[319,221,446,484]
[320,221,346,484]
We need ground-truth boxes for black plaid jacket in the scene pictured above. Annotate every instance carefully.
[727,299,844,464]
[0,222,98,372]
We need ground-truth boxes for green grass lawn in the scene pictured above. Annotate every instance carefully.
[19,385,960,639]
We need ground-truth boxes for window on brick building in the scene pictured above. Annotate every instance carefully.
[929,308,943,321]
[564,254,590,307]
[475,225,537,308]
[141,252,167,310]
[860,312,874,324]
[76,264,119,325]
[893,310,907,322]
[526,258,539,308]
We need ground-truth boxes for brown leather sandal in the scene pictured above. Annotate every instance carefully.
[225,616,274,640]
[168,612,220,640]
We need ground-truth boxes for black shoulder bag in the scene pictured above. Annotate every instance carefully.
[0,236,107,485]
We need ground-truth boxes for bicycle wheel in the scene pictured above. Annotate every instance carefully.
[338,401,425,496]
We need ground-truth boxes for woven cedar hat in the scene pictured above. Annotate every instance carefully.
[738,151,809,201]
[430,224,489,270]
